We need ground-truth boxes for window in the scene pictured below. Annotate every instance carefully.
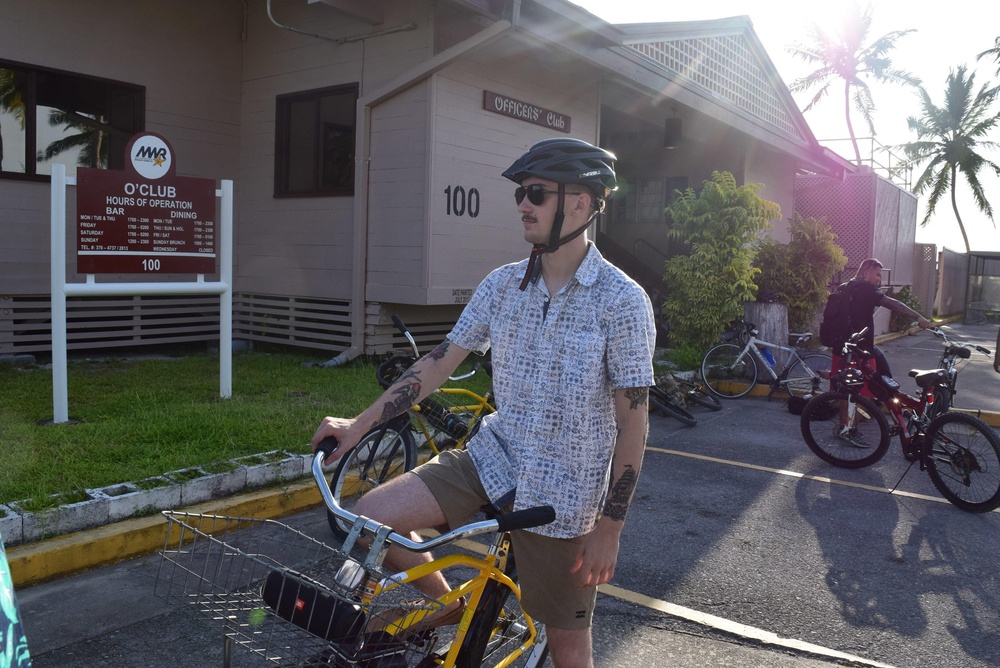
[0,59,144,180]
[275,84,358,197]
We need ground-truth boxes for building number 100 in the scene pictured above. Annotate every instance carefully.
[443,185,480,218]
[142,258,161,271]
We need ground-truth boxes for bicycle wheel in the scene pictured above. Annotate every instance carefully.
[701,343,757,398]
[784,353,832,397]
[456,557,548,668]
[924,411,1000,512]
[675,379,722,411]
[800,391,891,468]
[326,418,418,541]
[649,386,697,426]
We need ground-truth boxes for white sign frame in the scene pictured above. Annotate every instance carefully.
[49,163,234,424]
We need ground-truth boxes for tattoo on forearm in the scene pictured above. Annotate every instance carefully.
[624,387,648,410]
[426,340,450,361]
[603,464,638,521]
[377,380,421,425]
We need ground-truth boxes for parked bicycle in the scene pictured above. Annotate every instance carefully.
[156,439,551,667]
[649,373,721,426]
[327,316,495,541]
[799,327,1000,513]
[925,326,993,417]
[701,317,831,400]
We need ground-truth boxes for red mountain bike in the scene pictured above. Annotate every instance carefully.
[799,328,1000,513]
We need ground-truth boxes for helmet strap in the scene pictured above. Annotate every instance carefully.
[518,185,600,291]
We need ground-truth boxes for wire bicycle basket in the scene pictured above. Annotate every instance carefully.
[155,511,447,667]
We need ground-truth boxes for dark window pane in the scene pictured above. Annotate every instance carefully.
[275,83,357,197]
[0,60,142,180]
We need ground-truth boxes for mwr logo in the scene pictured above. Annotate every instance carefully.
[130,134,172,179]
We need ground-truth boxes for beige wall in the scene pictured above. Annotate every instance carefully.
[236,0,433,301]
[0,0,243,295]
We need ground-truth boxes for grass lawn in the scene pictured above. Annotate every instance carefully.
[0,346,488,508]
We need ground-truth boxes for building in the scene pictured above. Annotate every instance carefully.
[2,0,868,358]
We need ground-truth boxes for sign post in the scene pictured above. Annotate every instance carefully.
[49,133,233,424]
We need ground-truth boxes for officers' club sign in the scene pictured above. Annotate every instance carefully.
[76,133,216,274]
[483,91,571,133]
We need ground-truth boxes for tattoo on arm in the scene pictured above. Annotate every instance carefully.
[603,464,638,522]
[376,380,421,426]
[426,340,450,361]
[623,387,648,411]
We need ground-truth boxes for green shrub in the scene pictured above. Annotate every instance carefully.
[887,285,924,332]
[662,171,780,351]
[754,214,847,331]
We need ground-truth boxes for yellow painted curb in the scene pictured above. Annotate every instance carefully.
[7,479,322,588]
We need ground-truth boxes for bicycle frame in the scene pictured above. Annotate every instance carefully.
[732,334,826,394]
[410,387,495,457]
[835,332,942,460]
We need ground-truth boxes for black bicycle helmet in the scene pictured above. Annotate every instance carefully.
[502,138,617,289]
[502,137,617,197]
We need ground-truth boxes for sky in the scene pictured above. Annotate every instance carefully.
[570,0,1000,253]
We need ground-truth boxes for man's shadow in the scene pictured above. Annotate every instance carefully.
[795,466,926,635]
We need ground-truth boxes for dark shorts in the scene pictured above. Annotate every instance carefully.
[412,448,597,630]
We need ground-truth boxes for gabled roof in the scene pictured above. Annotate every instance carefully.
[613,16,816,148]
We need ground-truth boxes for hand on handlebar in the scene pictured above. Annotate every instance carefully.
[311,417,363,466]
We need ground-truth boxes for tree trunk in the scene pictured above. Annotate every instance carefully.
[743,301,790,368]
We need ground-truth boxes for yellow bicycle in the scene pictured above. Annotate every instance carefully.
[156,443,551,667]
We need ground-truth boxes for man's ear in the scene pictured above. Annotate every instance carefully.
[573,191,593,213]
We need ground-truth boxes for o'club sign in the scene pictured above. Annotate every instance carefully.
[76,133,216,274]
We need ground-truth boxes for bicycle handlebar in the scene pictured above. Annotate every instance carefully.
[313,438,554,553]
[930,327,992,357]
[390,314,485,381]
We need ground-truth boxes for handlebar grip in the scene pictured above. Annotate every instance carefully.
[977,345,993,355]
[495,506,556,533]
[316,436,339,460]
[391,314,407,334]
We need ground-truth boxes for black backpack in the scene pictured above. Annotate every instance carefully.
[819,282,854,348]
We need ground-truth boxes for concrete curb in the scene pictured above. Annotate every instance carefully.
[7,477,322,588]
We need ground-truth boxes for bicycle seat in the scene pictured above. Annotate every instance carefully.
[908,368,949,388]
[945,345,972,359]
[789,332,812,346]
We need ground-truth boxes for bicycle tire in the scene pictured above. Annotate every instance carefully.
[701,343,757,399]
[784,353,832,397]
[800,391,891,468]
[649,386,697,426]
[326,418,418,541]
[924,411,1000,513]
[456,557,548,668]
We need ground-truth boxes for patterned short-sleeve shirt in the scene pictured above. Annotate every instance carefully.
[448,243,655,538]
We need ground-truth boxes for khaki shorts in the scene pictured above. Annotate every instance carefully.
[412,448,596,630]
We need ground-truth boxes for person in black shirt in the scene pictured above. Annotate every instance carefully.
[836,258,932,379]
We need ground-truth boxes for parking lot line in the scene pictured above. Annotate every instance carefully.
[644,446,1000,511]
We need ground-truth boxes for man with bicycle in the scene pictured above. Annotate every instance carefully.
[313,138,656,667]
[834,258,932,380]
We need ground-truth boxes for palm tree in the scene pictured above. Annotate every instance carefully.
[978,36,1000,75]
[0,67,27,168]
[901,66,1000,253]
[787,2,920,166]
[36,108,108,169]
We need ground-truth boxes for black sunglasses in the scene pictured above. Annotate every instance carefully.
[515,184,582,206]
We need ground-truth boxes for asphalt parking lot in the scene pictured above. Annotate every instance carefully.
[10,322,1000,667]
